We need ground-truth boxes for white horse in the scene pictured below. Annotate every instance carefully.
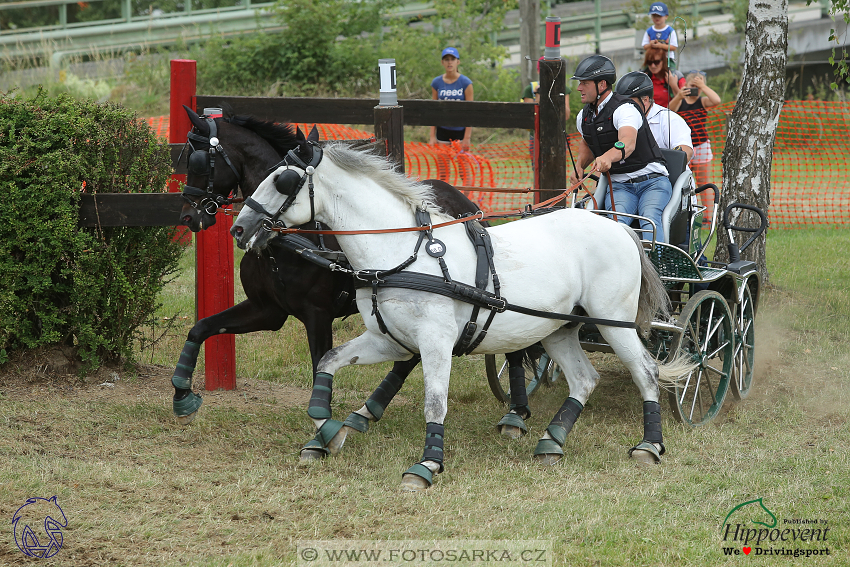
[231,142,690,491]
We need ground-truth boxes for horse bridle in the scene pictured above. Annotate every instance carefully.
[180,115,243,215]
[242,141,324,231]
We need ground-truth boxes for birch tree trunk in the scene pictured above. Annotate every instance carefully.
[519,0,540,88]
[717,0,788,284]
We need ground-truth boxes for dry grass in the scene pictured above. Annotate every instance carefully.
[0,230,848,566]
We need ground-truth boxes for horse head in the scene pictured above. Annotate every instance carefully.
[178,106,299,232]
[231,125,322,250]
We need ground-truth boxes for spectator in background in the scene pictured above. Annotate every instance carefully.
[522,56,571,158]
[642,47,684,108]
[669,70,721,187]
[616,71,693,164]
[642,2,679,70]
[430,47,474,151]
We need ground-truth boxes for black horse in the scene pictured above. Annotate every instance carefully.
[172,107,533,455]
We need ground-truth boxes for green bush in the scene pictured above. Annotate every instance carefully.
[0,90,182,369]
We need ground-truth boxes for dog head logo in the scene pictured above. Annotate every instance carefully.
[12,496,68,558]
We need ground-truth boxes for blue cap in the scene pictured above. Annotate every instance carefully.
[441,47,459,59]
[649,2,668,16]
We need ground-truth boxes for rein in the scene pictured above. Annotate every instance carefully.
[260,172,597,237]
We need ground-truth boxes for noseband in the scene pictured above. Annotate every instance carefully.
[180,115,243,215]
[242,141,324,231]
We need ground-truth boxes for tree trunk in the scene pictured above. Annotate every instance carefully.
[717,0,788,285]
[519,0,540,88]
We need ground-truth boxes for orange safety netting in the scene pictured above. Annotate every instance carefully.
[148,100,850,228]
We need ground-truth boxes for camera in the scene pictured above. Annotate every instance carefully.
[687,87,699,96]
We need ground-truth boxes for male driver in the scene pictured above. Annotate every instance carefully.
[615,71,693,163]
[570,55,672,243]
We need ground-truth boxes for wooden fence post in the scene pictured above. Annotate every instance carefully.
[537,18,567,204]
[170,60,236,391]
[375,58,405,172]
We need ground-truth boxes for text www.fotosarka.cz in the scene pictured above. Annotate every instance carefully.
[296,540,552,566]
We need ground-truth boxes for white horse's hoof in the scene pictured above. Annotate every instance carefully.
[498,424,525,439]
[300,449,327,461]
[175,412,197,426]
[326,425,353,455]
[400,474,431,492]
[629,449,660,465]
[533,453,562,466]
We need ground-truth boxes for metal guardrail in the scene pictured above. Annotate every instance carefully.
[0,0,829,65]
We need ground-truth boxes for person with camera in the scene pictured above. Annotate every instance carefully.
[669,70,721,186]
[569,55,673,243]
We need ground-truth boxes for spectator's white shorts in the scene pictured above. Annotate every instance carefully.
[692,141,713,164]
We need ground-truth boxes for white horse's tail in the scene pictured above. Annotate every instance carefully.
[656,352,698,388]
[624,227,671,337]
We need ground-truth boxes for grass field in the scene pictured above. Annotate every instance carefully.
[1,228,848,566]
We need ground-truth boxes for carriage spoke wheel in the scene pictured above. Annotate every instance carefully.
[485,352,559,404]
[731,286,756,400]
[667,290,733,427]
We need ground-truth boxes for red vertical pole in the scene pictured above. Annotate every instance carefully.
[169,60,194,244]
[170,59,236,391]
[533,105,540,203]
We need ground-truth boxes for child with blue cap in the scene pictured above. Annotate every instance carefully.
[641,3,679,69]
[430,47,474,150]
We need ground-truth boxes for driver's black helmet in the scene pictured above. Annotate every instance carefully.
[615,71,654,99]
[570,55,616,85]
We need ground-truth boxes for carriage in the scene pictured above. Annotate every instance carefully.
[485,148,768,428]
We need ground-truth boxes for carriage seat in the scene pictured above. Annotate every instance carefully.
[592,148,692,244]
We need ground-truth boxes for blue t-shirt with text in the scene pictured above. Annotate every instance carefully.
[431,74,472,131]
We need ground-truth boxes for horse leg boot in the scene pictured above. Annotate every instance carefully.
[172,297,289,425]
[300,371,345,460]
[496,350,532,439]
[172,340,203,425]
[533,397,584,466]
[334,355,422,451]
[300,331,407,460]
[628,400,665,465]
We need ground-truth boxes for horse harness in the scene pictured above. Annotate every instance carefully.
[242,143,640,355]
[181,116,244,215]
[244,142,324,228]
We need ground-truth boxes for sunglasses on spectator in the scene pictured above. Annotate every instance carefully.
[686,70,707,76]
[648,60,662,65]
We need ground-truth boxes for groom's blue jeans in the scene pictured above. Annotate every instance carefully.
[603,176,673,243]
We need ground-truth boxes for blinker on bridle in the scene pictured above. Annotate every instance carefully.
[242,141,324,231]
[180,115,243,215]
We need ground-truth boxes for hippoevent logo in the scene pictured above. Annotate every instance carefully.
[721,498,831,558]
[12,496,68,559]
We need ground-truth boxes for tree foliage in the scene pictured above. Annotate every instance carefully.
[0,91,182,368]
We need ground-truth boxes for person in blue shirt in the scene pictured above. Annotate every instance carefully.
[641,2,679,70]
[429,47,474,151]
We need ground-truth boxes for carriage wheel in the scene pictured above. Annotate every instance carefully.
[667,290,733,427]
[485,352,558,404]
[730,286,756,400]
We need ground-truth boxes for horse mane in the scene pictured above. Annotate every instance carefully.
[323,143,448,218]
[220,105,299,156]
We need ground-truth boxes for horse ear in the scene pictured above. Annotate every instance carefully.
[295,126,306,143]
[307,125,320,143]
[183,105,209,136]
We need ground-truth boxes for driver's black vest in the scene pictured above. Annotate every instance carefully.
[581,93,665,175]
